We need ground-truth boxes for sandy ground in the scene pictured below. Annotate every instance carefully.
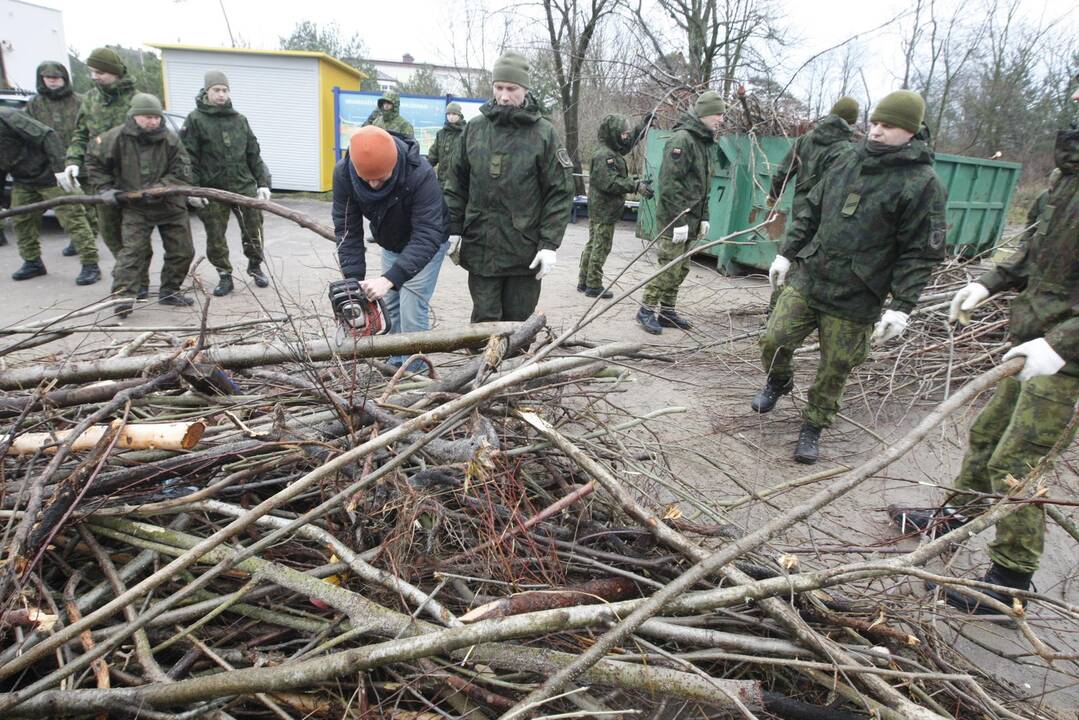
[1,199,1076,713]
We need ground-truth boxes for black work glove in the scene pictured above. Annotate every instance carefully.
[99,189,121,207]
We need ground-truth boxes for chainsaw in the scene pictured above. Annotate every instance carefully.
[329,279,391,343]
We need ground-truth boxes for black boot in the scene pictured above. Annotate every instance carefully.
[576,281,586,293]
[941,563,1033,615]
[159,291,195,307]
[793,422,821,464]
[75,263,101,286]
[12,259,46,281]
[213,273,234,297]
[658,305,692,329]
[116,300,134,319]
[0,227,7,246]
[136,286,149,301]
[247,262,270,288]
[62,241,78,257]
[584,286,614,299]
[636,307,662,335]
[887,505,971,537]
[750,377,794,413]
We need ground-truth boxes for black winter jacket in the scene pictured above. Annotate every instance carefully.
[332,134,448,288]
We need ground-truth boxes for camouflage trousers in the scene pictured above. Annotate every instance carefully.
[578,218,615,289]
[112,207,193,298]
[11,184,98,264]
[468,273,542,323]
[642,233,692,308]
[949,374,1079,573]
[760,285,872,429]
[196,201,264,274]
[99,204,148,290]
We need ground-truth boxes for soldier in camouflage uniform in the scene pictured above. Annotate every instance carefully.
[637,91,726,334]
[86,94,194,316]
[444,52,573,322]
[181,71,273,296]
[371,90,414,139]
[578,113,653,299]
[426,102,465,191]
[888,81,1079,613]
[22,61,100,274]
[753,90,947,464]
[61,47,146,295]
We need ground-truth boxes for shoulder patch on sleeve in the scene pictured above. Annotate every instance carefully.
[556,148,573,169]
[929,226,947,250]
[671,147,683,159]
[606,157,616,167]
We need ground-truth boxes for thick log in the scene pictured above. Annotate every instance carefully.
[0,323,520,390]
[4,420,205,456]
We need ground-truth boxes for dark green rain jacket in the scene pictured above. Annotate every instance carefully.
[0,108,65,187]
[372,90,415,138]
[655,112,715,238]
[86,117,192,212]
[427,116,465,188]
[587,114,647,224]
[25,61,84,150]
[180,89,271,195]
[67,74,137,169]
[769,113,854,218]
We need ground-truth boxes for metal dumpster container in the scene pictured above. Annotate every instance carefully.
[636,130,1022,273]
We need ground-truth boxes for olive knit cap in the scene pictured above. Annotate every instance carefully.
[830,96,859,125]
[128,93,164,118]
[694,90,726,118]
[86,47,126,76]
[204,70,229,90]
[870,90,925,133]
[350,126,398,182]
[446,102,463,115]
[492,52,530,89]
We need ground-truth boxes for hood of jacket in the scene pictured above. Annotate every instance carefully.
[96,75,137,105]
[858,123,934,172]
[479,93,543,127]
[35,61,73,99]
[194,88,237,116]
[809,113,853,148]
[598,114,634,154]
[378,90,402,122]
[443,116,465,133]
[1056,127,1079,175]
[672,111,716,145]
[121,116,168,143]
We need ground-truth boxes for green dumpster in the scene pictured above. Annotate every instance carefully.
[636,130,1022,273]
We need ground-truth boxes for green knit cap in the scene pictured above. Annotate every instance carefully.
[694,90,726,118]
[492,52,530,89]
[86,47,126,76]
[204,70,229,89]
[830,96,859,125]
[446,102,463,115]
[870,90,925,133]
[128,93,164,117]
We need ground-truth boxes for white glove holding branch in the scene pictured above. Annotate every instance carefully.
[768,255,790,290]
[871,309,910,344]
[529,249,557,279]
[446,235,462,265]
[187,196,209,208]
[256,187,272,201]
[56,165,81,193]
[1003,337,1065,381]
[947,282,990,324]
[698,220,710,239]
[672,225,689,243]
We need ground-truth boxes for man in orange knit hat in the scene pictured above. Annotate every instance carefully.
[332,125,449,371]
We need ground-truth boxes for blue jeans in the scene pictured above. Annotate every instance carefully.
[381,242,448,366]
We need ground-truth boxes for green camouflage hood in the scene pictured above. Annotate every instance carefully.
[598,114,633,154]
[378,90,401,121]
[1056,128,1079,175]
[195,88,237,116]
[35,61,73,99]
[671,112,716,145]
[478,93,542,127]
[809,113,853,148]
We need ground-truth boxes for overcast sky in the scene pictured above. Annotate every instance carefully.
[38,0,1077,102]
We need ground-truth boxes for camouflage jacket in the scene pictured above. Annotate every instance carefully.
[769,113,854,217]
[445,94,574,276]
[372,91,414,138]
[24,62,83,150]
[782,129,947,323]
[66,75,137,169]
[587,114,647,224]
[980,128,1079,369]
[180,90,271,195]
[0,109,65,187]
[86,117,192,212]
[656,112,714,238]
[426,117,465,188]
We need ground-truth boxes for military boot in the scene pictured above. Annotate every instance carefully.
[751,377,794,413]
[576,281,586,293]
[116,301,134,319]
[636,307,662,335]
[887,505,970,538]
[248,262,270,288]
[658,305,692,330]
[159,291,195,307]
[62,241,78,257]
[213,273,234,297]
[136,286,149,301]
[75,263,101,286]
[12,259,47,281]
[0,226,7,246]
[793,422,821,464]
[940,563,1033,615]
[584,286,614,299]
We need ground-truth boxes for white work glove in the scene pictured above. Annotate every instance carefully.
[187,196,209,208]
[698,220,710,239]
[947,282,990,324]
[768,255,790,290]
[529,248,557,279]
[871,309,910,345]
[56,165,81,193]
[672,225,689,243]
[256,187,271,201]
[1003,337,1065,381]
[447,234,462,265]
